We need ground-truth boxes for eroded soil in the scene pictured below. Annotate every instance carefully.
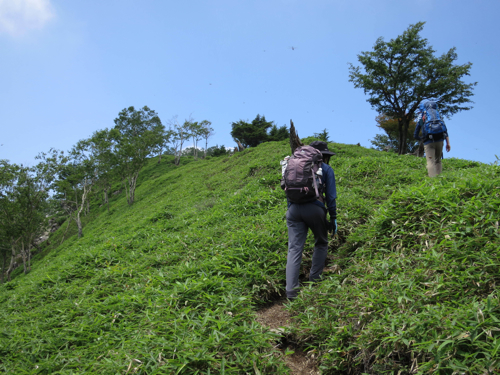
[256,301,319,375]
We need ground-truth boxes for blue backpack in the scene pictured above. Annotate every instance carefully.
[420,100,447,140]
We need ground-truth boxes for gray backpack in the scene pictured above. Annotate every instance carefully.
[281,146,324,204]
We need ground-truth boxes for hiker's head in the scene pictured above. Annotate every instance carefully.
[310,141,335,164]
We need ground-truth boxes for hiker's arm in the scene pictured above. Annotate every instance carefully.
[414,120,422,140]
[443,127,450,152]
[323,166,337,219]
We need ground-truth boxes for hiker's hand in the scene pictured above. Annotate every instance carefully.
[327,219,337,235]
[446,144,451,152]
[326,219,333,233]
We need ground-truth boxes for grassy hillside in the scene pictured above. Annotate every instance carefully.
[0,141,498,374]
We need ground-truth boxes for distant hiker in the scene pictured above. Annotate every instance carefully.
[281,141,337,300]
[414,99,451,177]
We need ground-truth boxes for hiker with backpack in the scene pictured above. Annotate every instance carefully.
[281,141,337,300]
[414,99,451,177]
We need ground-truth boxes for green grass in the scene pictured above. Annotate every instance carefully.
[0,140,498,374]
[291,160,500,374]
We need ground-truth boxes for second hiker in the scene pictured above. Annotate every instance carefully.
[414,99,451,177]
[281,141,337,300]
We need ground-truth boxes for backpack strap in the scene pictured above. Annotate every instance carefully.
[311,162,320,200]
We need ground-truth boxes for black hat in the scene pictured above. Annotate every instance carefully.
[309,141,336,156]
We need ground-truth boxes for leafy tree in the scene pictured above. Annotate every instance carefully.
[0,160,18,282]
[113,106,165,204]
[200,120,214,158]
[12,166,49,273]
[268,124,290,142]
[154,126,175,164]
[349,22,476,154]
[88,129,117,212]
[230,120,253,148]
[46,143,96,239]
[206,145,230,157]
[52,162,81,239]
[35,149,74,244]
[68,139,99,238]
[0,222,8,282]
[230,114,273,148]
[0,162,51,279]
[1,153,68,280]
[370,114,419,153]
[0,164,24,281]
[162,146,177,156]
[187,121,203,159]
[169,129,181,164]
[181,147,199,157]
[370,134,396,152]
[313,128,330,142]
[164,118,181,159]
[168,116,192,166]
[176,120,191,165]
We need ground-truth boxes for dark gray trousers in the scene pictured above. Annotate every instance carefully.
[286,203,328,299]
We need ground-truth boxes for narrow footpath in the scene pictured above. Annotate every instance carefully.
[256,300,319,375]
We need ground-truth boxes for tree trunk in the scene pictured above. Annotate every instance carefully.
[158,148,163,163]
[289,119,303,154]
[27,241,31,273]
[128,172,139,205]
[5,245,16,282]
[122,178,130,205]
[1,249,6,283]
[104,189,110,212]
[76,211,83,238]
[397,120,404,155]
[176,138,185,166]
[236,140,245,152]
[401,118,410,155]
[20,240,27,275]
[76,181,92,238]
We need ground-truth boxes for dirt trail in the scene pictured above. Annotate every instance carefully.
[256,301,319,375]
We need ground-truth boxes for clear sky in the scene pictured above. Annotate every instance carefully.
[1,0,498,166]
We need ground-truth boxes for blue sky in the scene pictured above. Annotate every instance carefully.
[1,0,498,166]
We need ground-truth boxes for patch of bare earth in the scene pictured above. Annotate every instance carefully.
[256,301,319,375]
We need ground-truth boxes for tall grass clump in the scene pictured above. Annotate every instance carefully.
[291,163,500,374]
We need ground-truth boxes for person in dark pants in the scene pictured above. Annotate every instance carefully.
[286,141,337,300]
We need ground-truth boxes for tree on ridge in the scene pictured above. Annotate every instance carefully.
[370,114,419,153]
[113,106,165,205]
[230,114,274,148]
[349,21,476,154]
